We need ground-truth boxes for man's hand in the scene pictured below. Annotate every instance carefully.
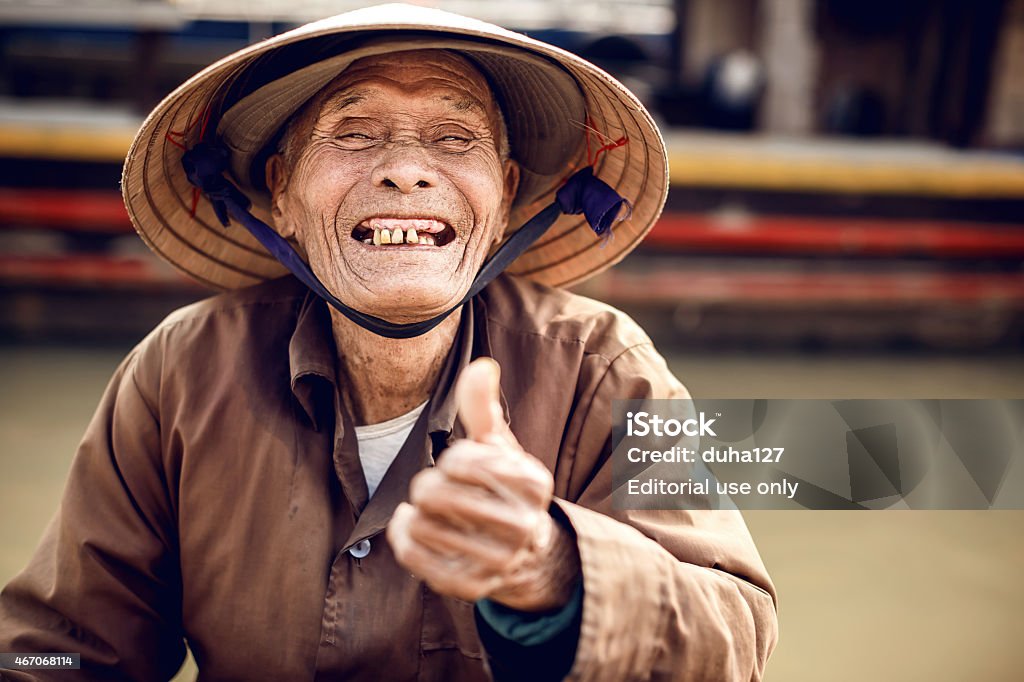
[388,357,580,612]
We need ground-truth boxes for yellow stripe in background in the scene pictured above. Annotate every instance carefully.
[669,151,1024,198]
[0,123,135,162]
[4,120,1024,199]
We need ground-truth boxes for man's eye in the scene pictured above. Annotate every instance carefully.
[435,134,473,147]
[338,133,371,140]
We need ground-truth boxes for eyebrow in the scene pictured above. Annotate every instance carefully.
[321,89,367,112]
[440,95,486,114]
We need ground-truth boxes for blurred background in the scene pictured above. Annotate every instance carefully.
[1,1,1022,680]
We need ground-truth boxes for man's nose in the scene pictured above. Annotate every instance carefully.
[371,145,440,193]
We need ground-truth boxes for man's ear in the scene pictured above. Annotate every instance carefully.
[501,158,520,217]
[265,153,296,239]
[492,158,521,250]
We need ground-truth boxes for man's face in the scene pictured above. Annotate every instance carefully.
[267,50,519,324]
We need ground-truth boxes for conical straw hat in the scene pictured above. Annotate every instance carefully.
[122,3,668,290]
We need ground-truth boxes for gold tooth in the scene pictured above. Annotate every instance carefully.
[392,227,404,244]
[407,228,419,244]
[372,229,381,246]
[380,228,392,244]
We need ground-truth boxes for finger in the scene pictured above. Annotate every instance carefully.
[437,440,553,509]
[388,503,501,601]
[404,505,520,571]
[455,357,517,446]
[408,467,544,545]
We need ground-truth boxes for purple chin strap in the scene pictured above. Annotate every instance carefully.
[182,141,630,339]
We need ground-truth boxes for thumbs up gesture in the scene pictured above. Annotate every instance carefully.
[388,358,580,611]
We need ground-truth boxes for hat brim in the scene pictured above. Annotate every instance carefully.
[121,3,668,290]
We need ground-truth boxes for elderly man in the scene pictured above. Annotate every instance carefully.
[0,4,777,681]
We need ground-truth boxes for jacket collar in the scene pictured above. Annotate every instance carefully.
[287,286,491,439]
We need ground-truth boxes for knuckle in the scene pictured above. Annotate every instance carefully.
[409,469,445,506]
[523,468,554,503]
[524,457,554,486]
[507,515,535,543]
[405,509,436,543]
[438,442,475,472]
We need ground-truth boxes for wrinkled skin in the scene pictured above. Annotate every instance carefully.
[266,51,580,612]
[267,49,518,323]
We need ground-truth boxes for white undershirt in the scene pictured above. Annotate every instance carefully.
[353,400,428,498]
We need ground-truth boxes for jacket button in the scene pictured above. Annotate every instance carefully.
[349,538,372,559]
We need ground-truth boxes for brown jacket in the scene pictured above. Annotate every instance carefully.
[0,274,778,681]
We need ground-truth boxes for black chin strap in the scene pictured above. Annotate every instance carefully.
[182,142,629,339]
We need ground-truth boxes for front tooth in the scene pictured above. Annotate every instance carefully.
[373,229,381,246]
[392,227,404,244]
[407,228,419,244]
[380,228,392,244]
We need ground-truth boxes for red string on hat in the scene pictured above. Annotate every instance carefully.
[165,106,213,217]
[583,115,628,166]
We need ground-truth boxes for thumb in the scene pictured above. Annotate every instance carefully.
[456,357,516,446]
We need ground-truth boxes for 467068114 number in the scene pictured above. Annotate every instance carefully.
[0,653,81,670]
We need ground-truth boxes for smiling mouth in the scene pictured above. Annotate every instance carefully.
[351,218,457,247]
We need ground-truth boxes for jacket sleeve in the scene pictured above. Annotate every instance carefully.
[0,345,186,681]
[553,342,779,682]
